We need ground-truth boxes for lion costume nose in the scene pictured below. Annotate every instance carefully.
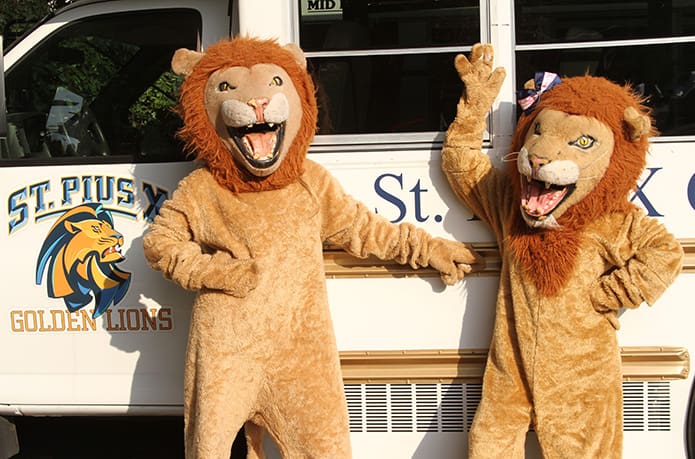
[529,155,549,176]
[248,97,269,123]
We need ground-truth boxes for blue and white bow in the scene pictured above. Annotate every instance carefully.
[516,72,562,115]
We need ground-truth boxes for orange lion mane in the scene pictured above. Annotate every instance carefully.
[507,76,655,296]
[177,37,318,192]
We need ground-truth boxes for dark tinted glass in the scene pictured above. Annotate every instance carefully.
[309,52,463,135]
[516,0,695,44]
[300,0,480,51]
[516,43,695,136]
[3,10,199,162]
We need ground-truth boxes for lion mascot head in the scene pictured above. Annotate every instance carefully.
[171,36,318,192]
[507,75,654,295]
[36,203,131,318]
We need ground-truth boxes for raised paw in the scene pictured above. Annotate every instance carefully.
[455,43,494,77]
[470,43,494,69]
[452,43,506,119]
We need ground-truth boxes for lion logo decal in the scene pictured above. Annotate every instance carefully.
[36,203,131,318]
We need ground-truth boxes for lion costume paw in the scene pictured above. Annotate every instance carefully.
[427,237,482,285]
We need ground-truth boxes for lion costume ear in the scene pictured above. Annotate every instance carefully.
[172,48,205,76]
[623,106,651,141]
[283,43,307,69]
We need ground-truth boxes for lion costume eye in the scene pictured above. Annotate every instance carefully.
[572,135,595,149]
[270,76,283,86]
[533,122,541,135]
[218,81,236,92]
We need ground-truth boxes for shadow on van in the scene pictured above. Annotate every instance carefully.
[102,224,247,458]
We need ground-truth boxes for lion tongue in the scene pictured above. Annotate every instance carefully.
[522,180,565,217]
[245,132,276,160]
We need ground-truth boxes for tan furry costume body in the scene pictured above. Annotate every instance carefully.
[441,45,683,458]
[142,37,478,458]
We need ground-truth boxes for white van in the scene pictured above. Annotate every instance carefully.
[1,0,694,457]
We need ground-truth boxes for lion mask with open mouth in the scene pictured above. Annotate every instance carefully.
[507,75,654,295]
[172,37,318,193]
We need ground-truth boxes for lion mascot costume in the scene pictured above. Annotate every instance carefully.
[142,36,479,458]
[441,44,683,458]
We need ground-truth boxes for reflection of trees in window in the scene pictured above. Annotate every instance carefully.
[4,9,199,161]
[0,0,74,49]
[129,72,183,130]
[30,36,138,113]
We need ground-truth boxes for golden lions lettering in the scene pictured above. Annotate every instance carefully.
[10,307,173,333]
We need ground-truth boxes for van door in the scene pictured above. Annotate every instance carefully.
[0,7,202,413]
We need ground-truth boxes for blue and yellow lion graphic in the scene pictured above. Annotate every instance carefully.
[36,203,131,318]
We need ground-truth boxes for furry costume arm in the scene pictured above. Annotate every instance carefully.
[441,44,509,233]
[306,161,480,285]
[142,175,257,298]
[591,209,683,311]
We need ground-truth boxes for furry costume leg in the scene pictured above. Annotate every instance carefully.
[183,305,265,459]
[183,351,263,458]
[468,352,533,458]
[244,422,266,459]
[533,342,623,458]
[257,345,351,458]
[469,362,622,459]
[469,403,530,458]
[534,389,622,459]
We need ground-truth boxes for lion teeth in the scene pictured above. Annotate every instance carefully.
[242,137,254,156]
[268,123,274,128]
[544,182,551,189]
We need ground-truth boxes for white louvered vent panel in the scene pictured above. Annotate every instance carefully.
[623,381,645,431]
[345,383,470,433]
[343,382,670,433]
[365,384,388,432]
[441,384,465,432]
[390,384,415,432]
[344,384,365,433]
[415,384,439,432]
[647,382,671,431]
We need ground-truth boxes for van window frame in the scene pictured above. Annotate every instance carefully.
[294,0,490,152]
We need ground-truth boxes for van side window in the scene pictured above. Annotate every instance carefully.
[2,10,200,162]
[514,0,695,137]
[298,0,481,140]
